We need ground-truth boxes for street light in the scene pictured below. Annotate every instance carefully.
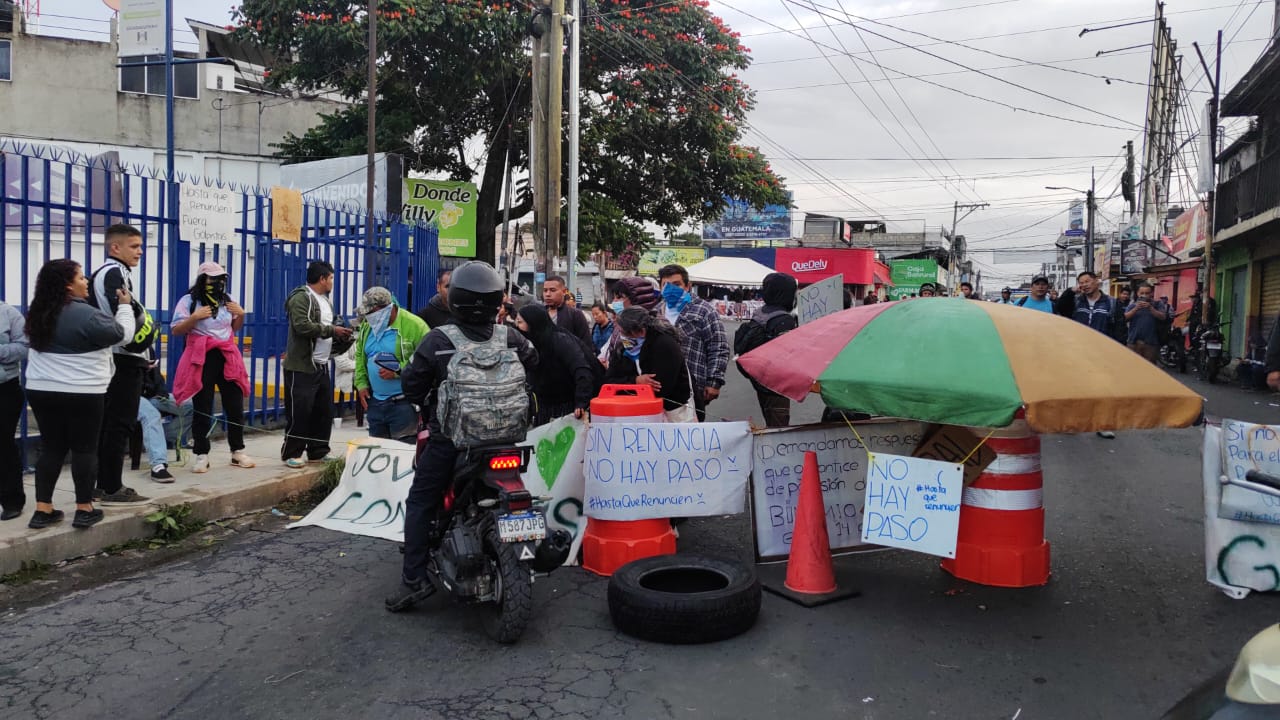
[1042,167,1096,273]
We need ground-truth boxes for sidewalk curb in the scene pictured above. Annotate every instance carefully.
[0,467,324,577]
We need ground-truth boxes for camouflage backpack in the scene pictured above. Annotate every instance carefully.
[435,324,529,448]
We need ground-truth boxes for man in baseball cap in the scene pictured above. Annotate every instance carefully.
[354,286,428,443]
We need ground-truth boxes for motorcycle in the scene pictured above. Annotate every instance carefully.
[1159,326,1187,373]
[1195,322,1229,384]
[401,444,571,644]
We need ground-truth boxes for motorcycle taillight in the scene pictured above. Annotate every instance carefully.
[489,455,522,471]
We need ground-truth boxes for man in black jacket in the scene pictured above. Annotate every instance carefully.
[416,269,451,329]
[387,261,538,612]
[542,276,592,345]
[735,273,798,427]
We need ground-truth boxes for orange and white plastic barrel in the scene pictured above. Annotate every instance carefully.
[940,411,1051,588]
[581,384,677,576]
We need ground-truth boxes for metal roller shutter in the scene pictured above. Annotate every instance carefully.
[1260,259,1280,341]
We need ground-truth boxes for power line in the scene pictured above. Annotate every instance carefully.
[716,0,1141,132]
[777,0,1144,130]
[737,0,1024,37]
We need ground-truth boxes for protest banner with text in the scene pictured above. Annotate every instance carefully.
[796,274,844,325]
[862,453,963,558]
[291,440,416,542]
[1219,419,1280,526]
[1203,423,1280,598]
[584,422,753,520]
[750,422,925,560]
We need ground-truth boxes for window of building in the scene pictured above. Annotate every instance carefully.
[0,40,11,82]
[119,55,198,99]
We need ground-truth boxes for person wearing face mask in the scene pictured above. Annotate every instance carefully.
[656,264,729,422]
[605,307,691,414]
[354,286,429,443]
[171,262,253,474]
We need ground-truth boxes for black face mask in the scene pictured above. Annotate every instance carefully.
[203,278,227,308]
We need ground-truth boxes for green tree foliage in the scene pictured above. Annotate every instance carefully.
[233,0,788,263]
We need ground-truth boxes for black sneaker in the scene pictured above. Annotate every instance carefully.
[72,509,104,529]
[97,487,151,505]
[27,509,65,529]
[0,508,22,521]
[150,465,175,482]
[384,577,436,613]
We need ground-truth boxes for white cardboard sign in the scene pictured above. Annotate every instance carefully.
[583,422,753,520]
[1219,419,1280,525]
[292,440,416,542]
[1203,424,1280,598]
[750,422,925,559]
[179,183,238,245]
[861,452,963,558]
[516,416,588,564]
[796,274,844,325]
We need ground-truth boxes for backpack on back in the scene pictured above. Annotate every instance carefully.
[90,261,158,354]
[435,325,529,448]
[734,309,792,357]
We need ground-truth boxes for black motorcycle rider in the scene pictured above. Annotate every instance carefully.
[387,261,538,611]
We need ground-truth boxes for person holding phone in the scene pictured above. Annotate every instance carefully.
[354,286,428,443]
[1124,282,1168,364]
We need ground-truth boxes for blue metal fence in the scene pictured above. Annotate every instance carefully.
[0,139,439,440]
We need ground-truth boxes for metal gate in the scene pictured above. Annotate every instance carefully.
[1,139,440,443]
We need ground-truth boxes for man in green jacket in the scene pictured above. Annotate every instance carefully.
[281,261,353,468]
[354,286,429,443]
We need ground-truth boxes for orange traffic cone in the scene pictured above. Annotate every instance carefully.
[760,451,860,607]
[785,451,837,594]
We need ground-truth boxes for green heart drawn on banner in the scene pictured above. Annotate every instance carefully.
[536,426,576,490]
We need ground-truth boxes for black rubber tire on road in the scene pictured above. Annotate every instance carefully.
[481,529,533,644]
[607,554,761,644]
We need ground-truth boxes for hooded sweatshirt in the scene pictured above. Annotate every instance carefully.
[26,298,133,394]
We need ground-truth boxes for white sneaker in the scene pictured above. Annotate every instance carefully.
[231,451,256,469]
[192,454,210,473]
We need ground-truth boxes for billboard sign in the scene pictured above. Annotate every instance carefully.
[702,196,791,241]
[403,179,479,258]
[887,259,937,299]
[1169,203,1208,260]
[278,153,402,215]
[637,247,706,276]
[1065,200,1085,237]
[118,0,166,57]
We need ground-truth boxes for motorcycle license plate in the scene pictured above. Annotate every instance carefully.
[1206,342,1223,351]
[497,512,546,542]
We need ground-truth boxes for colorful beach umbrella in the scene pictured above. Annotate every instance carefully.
[737,298,1203,433]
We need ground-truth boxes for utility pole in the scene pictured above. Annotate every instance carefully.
[948,201,987,292]
[565,0,581,297]
[1086,166,1096,273]
[530,0,565,297]
[365,0,378,247]
[1194,30,1222,324]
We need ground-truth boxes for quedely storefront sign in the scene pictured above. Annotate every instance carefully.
[774,248,874,284]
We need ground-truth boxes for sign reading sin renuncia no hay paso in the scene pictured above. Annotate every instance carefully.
[583,422,753,520]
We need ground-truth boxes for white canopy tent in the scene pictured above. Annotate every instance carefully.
[684,256,776,287]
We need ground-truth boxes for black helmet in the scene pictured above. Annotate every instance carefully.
[447,261,504,324]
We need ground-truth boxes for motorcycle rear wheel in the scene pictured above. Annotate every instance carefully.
[481,528,533,644]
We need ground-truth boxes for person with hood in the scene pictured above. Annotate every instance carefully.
[515,304,594,425]
[416,269,451,329]
[280,261,353,468]
[615,276,662,314]
[354,286,429,443]
[171,261,253,474]
[735,273,799,427]
[387,261,538,612]
[604,307,691,416]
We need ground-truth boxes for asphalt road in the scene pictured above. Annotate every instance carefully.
[3,325,1280,720]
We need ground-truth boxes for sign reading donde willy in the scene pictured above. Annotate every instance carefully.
[402,179,478,258]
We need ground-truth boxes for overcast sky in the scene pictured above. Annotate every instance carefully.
[54,0,1276,284]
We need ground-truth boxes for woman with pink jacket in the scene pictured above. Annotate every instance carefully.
[171,262,253,474]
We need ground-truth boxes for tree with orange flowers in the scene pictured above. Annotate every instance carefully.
[234,0,788,263]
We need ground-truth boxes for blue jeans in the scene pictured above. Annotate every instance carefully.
[137,396,168,468]
[366,396,418,443]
